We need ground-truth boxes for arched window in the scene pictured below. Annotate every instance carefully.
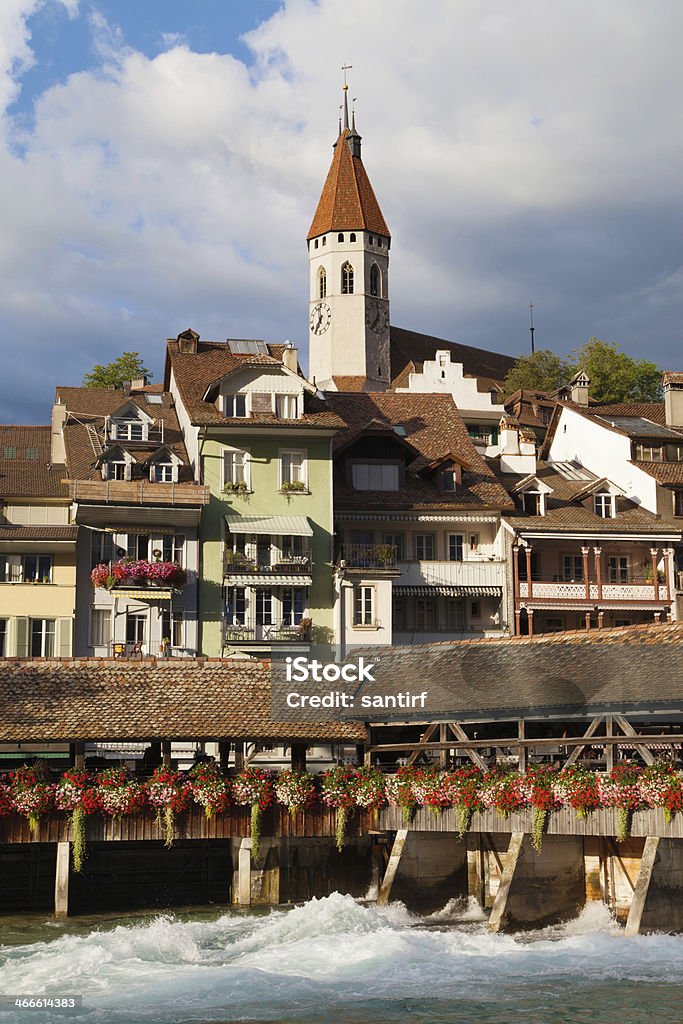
[341,262,354,294]
[314,239,319,249]
[370,263,380,297]
[338,232,344,243]
[349,232,356,242]
[318,267,327,299]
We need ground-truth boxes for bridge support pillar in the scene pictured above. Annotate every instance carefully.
[625,836,659,936]
[377,829,408,905]
[237,838,252,906]
[488,832,524,932]
[54,841,70,918]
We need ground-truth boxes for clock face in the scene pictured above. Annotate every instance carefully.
[366,300,389,334]
[310,302,331,335]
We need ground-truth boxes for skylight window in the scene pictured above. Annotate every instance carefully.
[227,340,269,356]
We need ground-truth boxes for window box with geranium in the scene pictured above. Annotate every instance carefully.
[9,764,54,833]
[232,767,274,861]
[55,769,101,872]
[321,766,357,852]
[98,767,147,819]
[274,769,316,815]
[91,559,187,591]
[190,761,231,818]
[146,766,192,847]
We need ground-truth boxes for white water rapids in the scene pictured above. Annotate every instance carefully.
[1,894,683,1023]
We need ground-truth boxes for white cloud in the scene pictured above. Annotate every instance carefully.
[0,0,681,420]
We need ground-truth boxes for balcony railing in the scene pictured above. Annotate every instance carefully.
[223,619,312,643]
[110,642,193,658]
[337,544,397,570]
[398,559,506,588]
[519,579,670,602]
[224,551,312,575]
[71,479,210,506]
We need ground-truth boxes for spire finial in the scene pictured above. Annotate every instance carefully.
[529,300,536,354]
[341,63,352,130]
[351,98,357,132]
[338,105,342,136]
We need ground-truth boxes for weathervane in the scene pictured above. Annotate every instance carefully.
[529,300,536,354]
[342,63,353,90]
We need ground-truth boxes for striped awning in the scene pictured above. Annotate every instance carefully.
[393,585,502,597]
[225,514,313,537]
[224,575,313,587]
[114,589,173,600]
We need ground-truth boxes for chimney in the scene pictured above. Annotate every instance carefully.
[663,372,683,427]
[568,369,590,407]
[499,415,537,474]
[50,401,67,465]
[282,342,298,373]
[131,377,148,390]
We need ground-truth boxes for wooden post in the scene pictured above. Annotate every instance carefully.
[218,741,231,770]
[439,724,448,767]
[525,547,533,599]
[512,543,520,614]
[651,547,659,602]
[594,546,602,600]
[584,611,591,632]
[625,836,659,936]
[605,715,614,772]
[527,608,534,637]
[161,739,172,767]
[582,546,590,600]
[517,720,527,773]
[514,609,521,636]
[377,829,408,906]
[237,838,252,906]
[664,547,673,602]
[73,741,85,769]
[355,743,366,766]
[54,841,70,918]
[234,742,244,772]
[290,743,307,772]
[488,831,524,933]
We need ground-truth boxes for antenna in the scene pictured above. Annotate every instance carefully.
[529,300,536,354]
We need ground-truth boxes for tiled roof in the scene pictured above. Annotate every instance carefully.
[165,339,343,429]
[587,401,667,425]
[0,426,70,500]
[307,129,390,240]
[326,391,514,511]
[56,387,193,483]
[390,326,517,389]
[634,460,683,486]
[663,372,683,386]
[0,526,78,541]
[0,658,367,743]
[491,459,678,534]
[340,622,683,723]
[330,376,374,392]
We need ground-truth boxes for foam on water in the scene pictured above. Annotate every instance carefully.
[2,893,683,1023]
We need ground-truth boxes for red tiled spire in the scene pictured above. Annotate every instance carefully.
[307,126,391,241]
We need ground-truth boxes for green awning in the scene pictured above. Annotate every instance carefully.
[225,514,313,537]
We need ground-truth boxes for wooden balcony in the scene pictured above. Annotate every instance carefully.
[71,479,210,507]
[518,578,670,604]
[337,544,398,571]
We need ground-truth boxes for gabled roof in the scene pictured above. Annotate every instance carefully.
[165,338,343,429]
[389,326,517,390]
[0,425,69,500]
[326,391,513,512]
[307,128,390,240]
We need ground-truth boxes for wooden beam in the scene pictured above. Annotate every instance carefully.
[377,829,408,906]
[488,832,524,932]
[563,716,604,767]
[625,836,659,936]
[54,841,70,918]
[613,715,655,766]
[405,723,439,767]
[369,731,683,755]
[234,742,244,771]
[161,740,172,767]
[73,740,85,769]
[517,720,527,773]
[605,715,614,773]
[448,723,488,772]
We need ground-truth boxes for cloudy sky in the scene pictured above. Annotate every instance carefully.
[1,0,681,422]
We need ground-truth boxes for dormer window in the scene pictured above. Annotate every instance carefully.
[151,461,175,483]
[522,491,543,515]
[275,395,299,420]
[106,458,128,481]
[224,394,247,418]
[111,419,145,442]
[351,461,400,491]
[440,468,458,492]
[594,492,615,518]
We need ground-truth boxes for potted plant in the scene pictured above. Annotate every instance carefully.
[374,544,395,567]
[223,481,249,496]
[281,480,306,494]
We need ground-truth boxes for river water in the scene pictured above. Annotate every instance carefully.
[1,894,682,1024]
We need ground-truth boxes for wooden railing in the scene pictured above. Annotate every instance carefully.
[337,544,397,569]
[71,479,210,506]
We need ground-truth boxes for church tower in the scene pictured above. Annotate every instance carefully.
[307,84,391,390]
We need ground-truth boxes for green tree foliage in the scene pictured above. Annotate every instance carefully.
[569,338,662,403]
[504,350,571,395]
[82,352,152,389]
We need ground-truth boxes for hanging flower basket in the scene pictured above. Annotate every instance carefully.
[9,764,55,833]
[98,767,147,818]
[146,766,192,848]
[321,766,357,852]
[232,767,274,861]
[274,769,316,815]
[190,761,231,818]
[55,769,101,873]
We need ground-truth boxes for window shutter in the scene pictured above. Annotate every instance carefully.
[57,618,73,657]
[14,616,29,657]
